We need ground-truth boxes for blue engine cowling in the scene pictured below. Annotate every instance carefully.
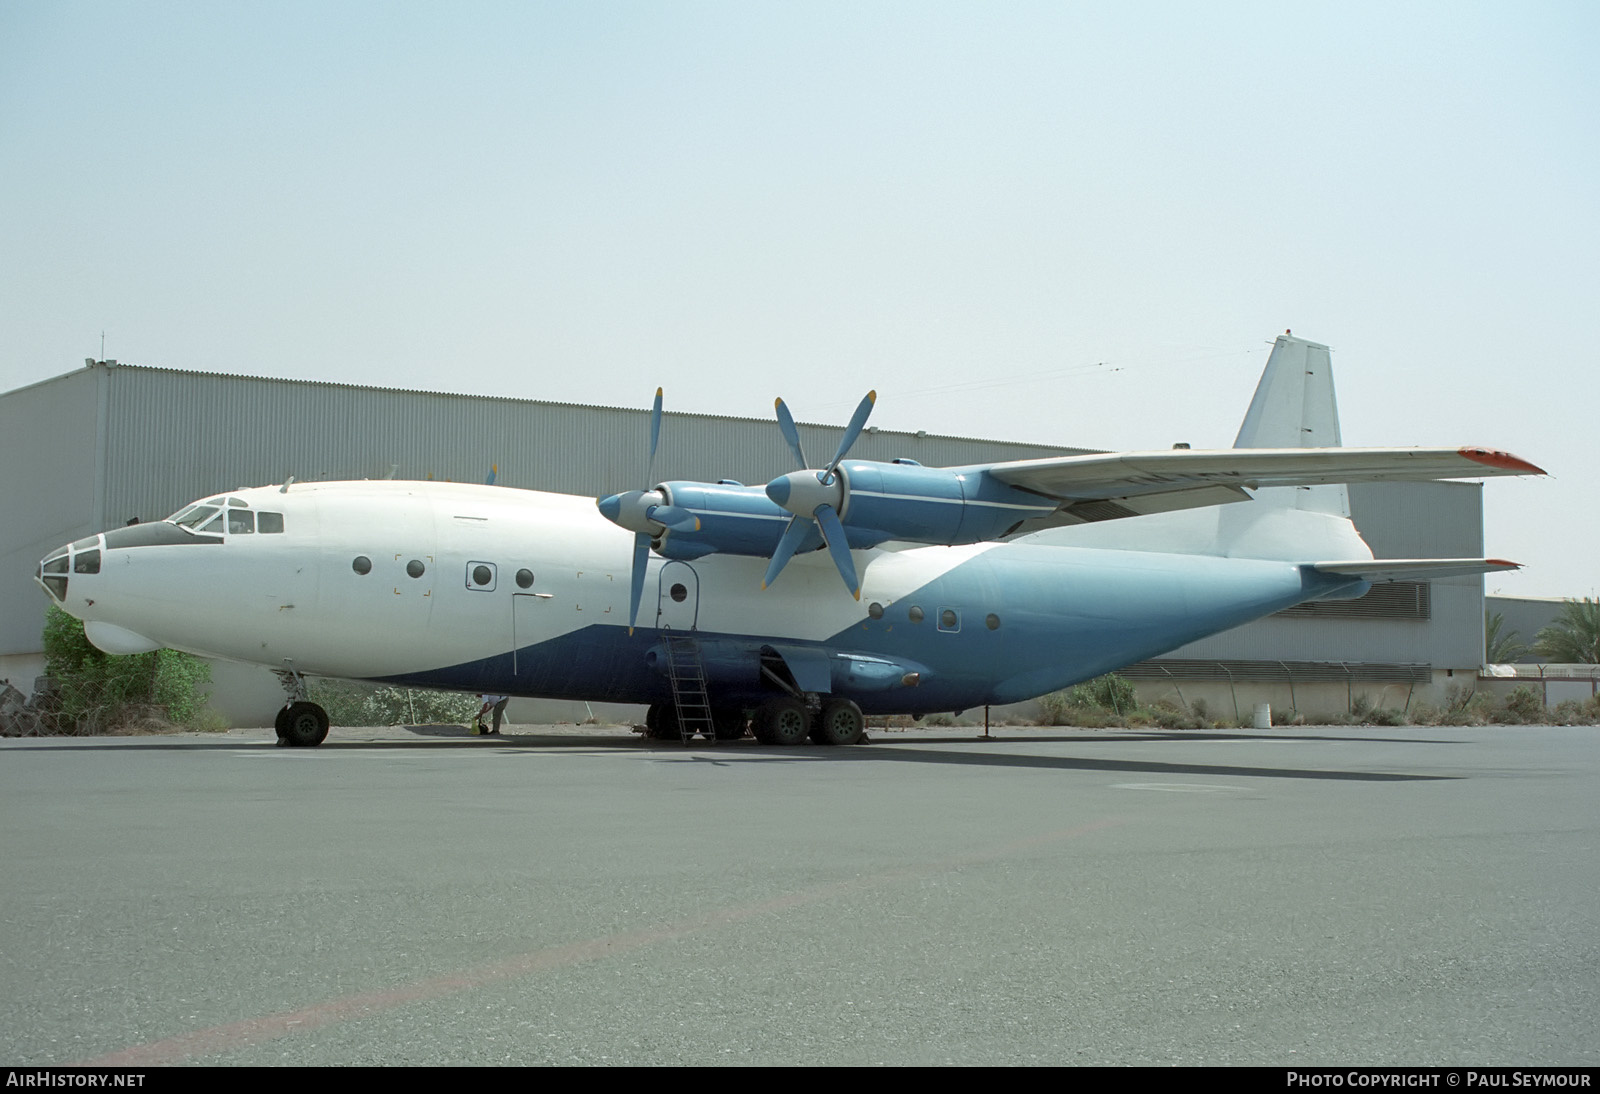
[835,463,1056,544]
[650,463,1057,559]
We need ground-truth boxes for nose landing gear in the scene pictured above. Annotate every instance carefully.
[275,701,330,748]
[273,665,329,747]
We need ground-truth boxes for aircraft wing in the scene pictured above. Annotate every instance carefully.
[973,446,1544,520]
[1309,558,1522,582]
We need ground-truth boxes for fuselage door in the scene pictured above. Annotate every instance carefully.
[511,592,551,677]
[656,560,699,632]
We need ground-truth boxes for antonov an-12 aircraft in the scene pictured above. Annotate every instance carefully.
[37,333,1542,747]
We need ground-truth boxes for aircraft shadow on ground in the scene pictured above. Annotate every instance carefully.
[5,728,1460,781]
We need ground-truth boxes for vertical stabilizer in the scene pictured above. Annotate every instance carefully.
[1233,333,1348,516]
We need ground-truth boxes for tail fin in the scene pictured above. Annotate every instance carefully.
[1233,332,1348,517]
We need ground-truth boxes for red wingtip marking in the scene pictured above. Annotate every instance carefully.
[1457,447,1546,475]
[1485,558,1521,568]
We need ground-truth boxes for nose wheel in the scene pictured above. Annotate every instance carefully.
[275,701,330,748]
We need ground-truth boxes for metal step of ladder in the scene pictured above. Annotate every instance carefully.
[662,631,714,744]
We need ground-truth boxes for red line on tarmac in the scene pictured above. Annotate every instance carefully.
[80,818,1118,1066]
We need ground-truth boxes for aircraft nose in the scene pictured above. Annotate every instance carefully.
[36,534,104,605]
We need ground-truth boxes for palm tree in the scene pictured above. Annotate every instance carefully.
[1485,611,1528,663]
[1533,599,1600,664]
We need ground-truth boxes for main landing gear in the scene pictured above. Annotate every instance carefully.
[647,696,865,746]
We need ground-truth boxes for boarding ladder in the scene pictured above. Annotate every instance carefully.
[661,630,715,744]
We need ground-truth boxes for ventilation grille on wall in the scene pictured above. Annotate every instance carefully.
[1276,581,1431,620]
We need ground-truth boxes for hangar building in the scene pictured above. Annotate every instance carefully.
[1,357,1491,725]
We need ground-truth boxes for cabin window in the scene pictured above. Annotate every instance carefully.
[670,583,688,603]
[907,606,924,624]
[939,608,960,632]
[406,559,426,579]
[352,556,372,575]
[986,613,1000,630]
[867,601,884,620]
[467,562,497,591]
[228,510,255,534]
[516,569,534,589]
[258,512,285,533]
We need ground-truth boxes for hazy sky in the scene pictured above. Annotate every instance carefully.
[3,2,1594,598]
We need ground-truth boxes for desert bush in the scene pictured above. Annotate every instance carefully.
[1501,685,1546,724]
[1065,674,1137,714]
[39,606,217,734]
[308,679,480,726]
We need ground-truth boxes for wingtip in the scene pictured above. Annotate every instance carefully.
[1458,447,1546,475]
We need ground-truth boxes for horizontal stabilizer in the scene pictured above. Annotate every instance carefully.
[1310,558,1522,583]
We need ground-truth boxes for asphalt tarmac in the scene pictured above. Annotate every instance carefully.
[1,723,1595,1066]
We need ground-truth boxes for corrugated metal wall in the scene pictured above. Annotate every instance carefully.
[1,363,1487,676]
[99,365,1089,524]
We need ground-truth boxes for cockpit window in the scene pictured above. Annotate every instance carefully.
[204,497,225,505]
[174,505,219,529]
[258,512,285,534]
[197,513,224,534]
[228,510,255,534]
[227,497,247,507]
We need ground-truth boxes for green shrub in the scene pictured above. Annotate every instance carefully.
[1065,673,1137,714]
[39,606,216,734]
[1502,685,1546,724]
[308,679,479,727]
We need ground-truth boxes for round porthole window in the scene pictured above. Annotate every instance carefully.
[516,569,534,589]
[986,613,1000,630]
[406,559,425,579]
[472,565,492,586]
[941,609,958,628]
[670,583,688,603]
[908,606,924,623]
[352,556,371,575]
[867,601,884,619]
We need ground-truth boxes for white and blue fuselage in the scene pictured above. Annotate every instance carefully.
[41,479,1366,717]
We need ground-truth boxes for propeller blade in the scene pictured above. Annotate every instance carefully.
[762,515,812,590]
[813,504,860,599]
[628,532,651,632]
[823,390,876,483]
[774,398,808,469]
[645,387,663,485]
[646,503,699,534]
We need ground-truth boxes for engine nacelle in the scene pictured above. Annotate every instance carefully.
[652,481,802,560]
[650,463,1059,559]
[835,462,1056,544]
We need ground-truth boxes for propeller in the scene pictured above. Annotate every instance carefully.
[761,391,876,597]
[595,389,700,632]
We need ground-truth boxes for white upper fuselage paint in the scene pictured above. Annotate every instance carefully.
[45,479,1364,715]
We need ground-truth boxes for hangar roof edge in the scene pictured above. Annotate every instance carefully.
[6,360,1098,457]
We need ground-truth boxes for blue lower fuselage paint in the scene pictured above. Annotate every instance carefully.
[380,543,1366,714]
